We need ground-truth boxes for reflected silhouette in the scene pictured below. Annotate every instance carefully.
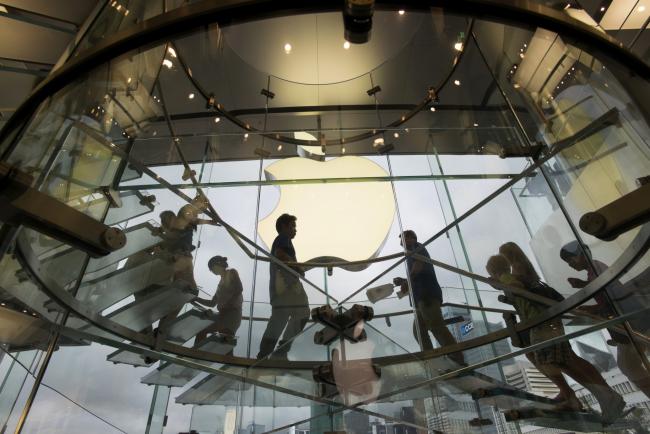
[194,256,243,351]
[154,199,215,334]
[396,230,464,365]
[257,214,310,360]
[561,241,650,400]
[488,244,625,420]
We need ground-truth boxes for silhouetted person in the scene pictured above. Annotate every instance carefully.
[561,241,650,400]
[194,256,243,350]
[141,202,215,363]
[488,251,625,421]
[257,214,310,360]
[395,230,464,365]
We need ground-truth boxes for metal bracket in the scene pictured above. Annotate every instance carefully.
[0,162,126,257]
[366,85,381,96]
[580,180,650,241]
[260,88,275,99]
[312,304,373,345]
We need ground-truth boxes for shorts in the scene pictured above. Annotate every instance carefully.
[529,319,573,365]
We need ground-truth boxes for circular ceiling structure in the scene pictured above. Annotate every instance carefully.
[223,11,425,85]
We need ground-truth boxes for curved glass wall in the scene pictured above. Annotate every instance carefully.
[0,2,649,433]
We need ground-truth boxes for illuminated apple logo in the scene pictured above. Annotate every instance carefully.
[258,156,395,270]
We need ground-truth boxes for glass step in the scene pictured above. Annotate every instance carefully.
[379,357,559,410]
[37,222,162,286]
[81,283,197,339]
[77,258,172,312]
[175,369,253,406]
[104,191,155,226]
[504,407,641,432]
[84,222,163,274]
[106,309,231,367]
[166,309,222,343]
[140,334,236,386]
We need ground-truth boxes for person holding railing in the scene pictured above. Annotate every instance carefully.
[394,230,464,365]
[256,213,310,361]
[487,248,625,421]
[193,255,243,350]
[561,240,650,400]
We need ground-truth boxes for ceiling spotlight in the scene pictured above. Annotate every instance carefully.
[214,117,221,123]
[167,47,177,58]
[244,133,249,139]
[519,53,525,59]
[454,79,461,86]
[473,123,479,127]
[513,83,521,88]
[454,42,463,51]
[343,41,351,50]
[188,93,195,99]
[284,43,292,53]
[430,106,436,112]
[393,132,399,138]
[277,144,283,151]
[373,137,384,147]
[127,77,132,84]
[342,147,346,154]
[398,9,405,15]
[600,6,605,11]
[162,59,173,69]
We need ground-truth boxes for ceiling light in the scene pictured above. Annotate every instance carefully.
[188,93,195,99]
[454,79,461,86]
[162,59,173,69]
[393,132,399,138]
[127,77,132,84]
[167,47,177,58]
[513,83,521,88]
[342,147,346,154]
[454,42,463,51]
[244,133,249,139]
[639,6,646,12]
[373,138,384,147]
[277,145,283,151]
[519,53,525,58]
[284,43,292,53]
[398,10,405,15]
[564,3,571,9]
[430,106,436,112]
[600,6,605,11]
[214,117,220,123]
[473,123,479,127]
[343,41,351,50]
[0,6,8,13]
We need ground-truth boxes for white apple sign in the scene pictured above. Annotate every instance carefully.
[258,156,395,270]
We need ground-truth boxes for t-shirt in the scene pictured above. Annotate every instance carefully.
[269,233,297,303]
[406,243,442,304]
[162,226,195,255]
[215,269,243,310]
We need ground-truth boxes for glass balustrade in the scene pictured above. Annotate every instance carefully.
[0,2,649,433]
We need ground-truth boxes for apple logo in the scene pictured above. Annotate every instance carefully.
[258,156,395,270]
